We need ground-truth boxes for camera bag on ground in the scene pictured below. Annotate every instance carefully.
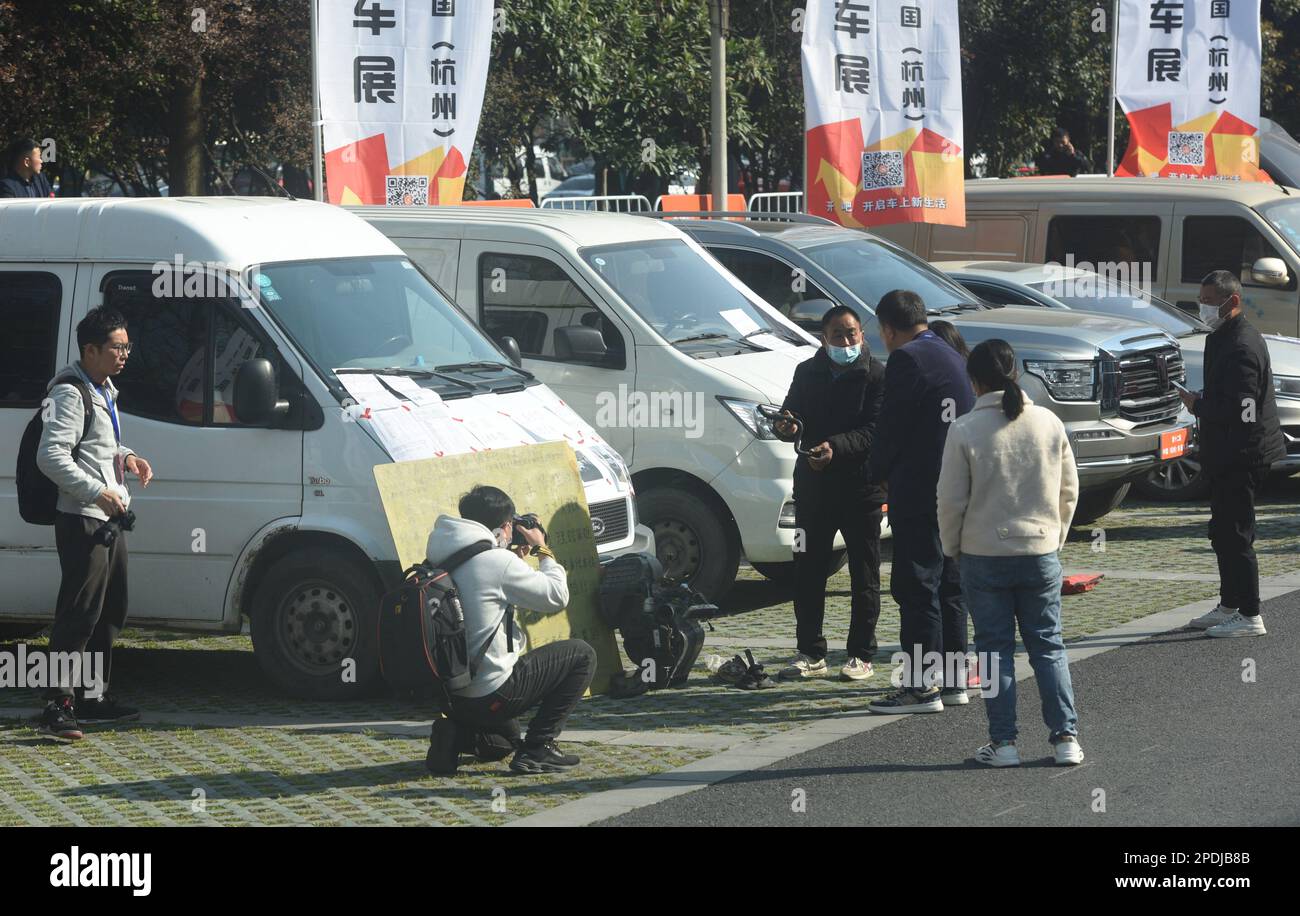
[15,375,94,526]
[378,541,504,703]
[598,553,715,689]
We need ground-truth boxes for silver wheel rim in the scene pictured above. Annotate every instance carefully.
[277,580,359,677]
[653,518,701,582]
[1148,456,1202,492]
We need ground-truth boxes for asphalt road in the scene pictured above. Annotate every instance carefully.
[601,591,1300,826]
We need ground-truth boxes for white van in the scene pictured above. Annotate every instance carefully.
[874,177,1300,336]
[355,206,845,599]
[0,197,648,698]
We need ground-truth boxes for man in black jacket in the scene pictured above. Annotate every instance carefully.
[866,290,975,714]
[0,137,54,198]
[774,305,886,681]
[1181,270,1285,638]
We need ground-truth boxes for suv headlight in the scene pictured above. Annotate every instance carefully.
[1273,374,1300,400]
[718,397,780,439]
[1024,360,1097,401]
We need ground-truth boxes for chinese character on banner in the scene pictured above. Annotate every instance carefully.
[802,1,965,228]
[1116,0,1265,181]
[319,0,494,206]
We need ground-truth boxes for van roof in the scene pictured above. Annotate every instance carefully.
[0,196,400,266]
[348,205,685,248]
[964,176,1297,207]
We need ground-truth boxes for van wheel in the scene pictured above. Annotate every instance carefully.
[249,548,382,699]
[751,550,848,586]
[1132,456,1209,501]
[1071,482,1131,527]
[637,487,740,601]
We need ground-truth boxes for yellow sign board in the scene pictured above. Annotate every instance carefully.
[372,442,618,693]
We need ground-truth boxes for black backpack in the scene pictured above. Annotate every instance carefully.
[378,541,515,706]
[15,375,94,526]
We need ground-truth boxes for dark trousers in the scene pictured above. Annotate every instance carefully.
[45,512,129,702]
[793,491,882,661]
[1208,467,1268,616]
[890,512,968,689]
[448,639,595,747]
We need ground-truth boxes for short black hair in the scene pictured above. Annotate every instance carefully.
[1051,126,1069,141]
[820,304,862,331]
[76,307,128,354]
[875,289,927,332]
[458,485,515,531]
[1201,269,1241,300]
[8,137,39,169]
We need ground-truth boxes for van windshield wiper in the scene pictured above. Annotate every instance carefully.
[671,332,764,350]
[335,365,481,394]
[434,361,534,380]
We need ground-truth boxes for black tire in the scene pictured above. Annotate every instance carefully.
[637,486,740,601]
[1071,482,1131,527]
[751,549,848,585]
[0,623,47,640]
[249,547,383,699]
[1132,455,1210,501]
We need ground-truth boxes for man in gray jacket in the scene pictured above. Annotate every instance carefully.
[425,485,594,775]
[35,307,153,740]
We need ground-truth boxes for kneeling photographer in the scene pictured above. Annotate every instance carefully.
[425,485,594,774]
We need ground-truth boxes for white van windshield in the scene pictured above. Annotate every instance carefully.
[252,256,503,376]
[1263,199,1300,256]
[581,239,794,348]
[1028,280,1208,337]
[799,238,978,313]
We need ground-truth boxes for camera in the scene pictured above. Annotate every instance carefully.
[92,510,136,547]
[510,513,546,549]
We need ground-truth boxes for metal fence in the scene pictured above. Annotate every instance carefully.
[747,191,805,213]
[539,194,652,213]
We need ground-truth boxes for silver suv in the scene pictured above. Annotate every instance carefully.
[672,214,1192,524]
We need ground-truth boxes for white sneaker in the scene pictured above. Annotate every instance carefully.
[840,657,873,680]
[779,653,828,679]
[941,688,969,706]
[1051,735,1085,766]
[974,741,1021,767]
[1189,604,1237,630]
[1205,612,1267,638]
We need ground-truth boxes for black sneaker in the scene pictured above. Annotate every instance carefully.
[77,695,140,724]
[38,699,83,741]
[509,741,580,774]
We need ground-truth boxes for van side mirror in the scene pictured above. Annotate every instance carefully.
[497,335,523,367]
[790,298,837,332]
[1251,257,1290,287]
[554,325,608,362]
[233,358,289,425]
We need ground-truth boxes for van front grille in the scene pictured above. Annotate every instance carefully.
[589,498,630,544]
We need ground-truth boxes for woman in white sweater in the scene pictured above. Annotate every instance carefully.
[936,339,1084,768]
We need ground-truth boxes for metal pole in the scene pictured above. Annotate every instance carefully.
[1107,0,1119,177]
[710,0,728,208]
[311,0,324,200]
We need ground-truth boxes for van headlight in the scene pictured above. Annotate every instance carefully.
[718,397,780,439]
[1273,374,1300,400]
[1024,360,1097,401]
[595,444,632,492]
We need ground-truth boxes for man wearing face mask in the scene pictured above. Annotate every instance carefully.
[1180,271,1284,638]
[773,306,887,682]
[424,485,594,773]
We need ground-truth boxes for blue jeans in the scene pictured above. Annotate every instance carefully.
[959,553,1078,745]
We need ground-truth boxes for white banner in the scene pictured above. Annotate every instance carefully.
[317,0,494,205]
[802,0,965,228]
[1115,0,1264,180]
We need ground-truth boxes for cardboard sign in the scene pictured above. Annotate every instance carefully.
[372,441,618,693]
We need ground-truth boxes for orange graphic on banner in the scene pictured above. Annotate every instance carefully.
[325,133,470,206]
[1117,103,1269,181]
[806,118,965,228]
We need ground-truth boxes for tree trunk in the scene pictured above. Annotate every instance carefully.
[523,138,539,205]
[166,70,205,196]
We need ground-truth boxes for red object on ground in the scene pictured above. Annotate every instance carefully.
[1061,573,1105,595]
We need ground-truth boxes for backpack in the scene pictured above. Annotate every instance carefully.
[15,375,94,526]
[378,541,513,706]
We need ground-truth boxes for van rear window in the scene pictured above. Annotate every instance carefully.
[1046,216,1162,278]
[0,271,60,406]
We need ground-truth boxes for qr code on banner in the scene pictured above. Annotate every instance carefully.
[1167,131,1206,167]
[861,150,905,191]
[386,175,429,206]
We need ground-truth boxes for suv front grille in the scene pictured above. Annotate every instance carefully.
[589,497,630,544]
[1116,347,1184,424]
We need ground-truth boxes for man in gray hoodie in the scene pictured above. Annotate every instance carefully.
[35,307,153,740]
[426,485,595,774]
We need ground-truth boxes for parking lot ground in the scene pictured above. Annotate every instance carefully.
[3,480,1298,826]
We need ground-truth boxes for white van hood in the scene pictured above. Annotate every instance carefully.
[704,343,819,405]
